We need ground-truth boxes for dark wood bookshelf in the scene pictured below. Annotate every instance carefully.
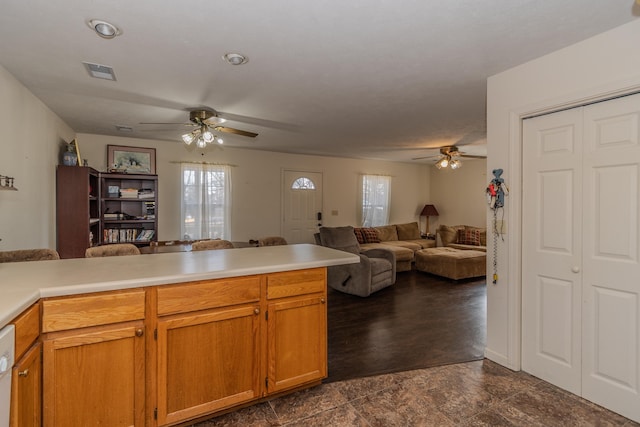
[56,166,100,258]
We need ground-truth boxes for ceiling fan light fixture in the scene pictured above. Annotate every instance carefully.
[437,156,450,169]
[215,136,224,144]
[202,128,214,143]
[182,133,195,145]
[196,137,207,149]
[223,53,248,66]
[87,19,121,39]
[450,159,462,169]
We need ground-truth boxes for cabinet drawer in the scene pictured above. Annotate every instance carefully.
[12,301,40,360]
[42,289,145,332]
[267,268,326,300]
[157,276,261,316]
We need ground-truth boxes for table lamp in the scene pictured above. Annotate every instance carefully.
[420,204,439,236]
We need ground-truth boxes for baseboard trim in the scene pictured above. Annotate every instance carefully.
[484,348,518,371]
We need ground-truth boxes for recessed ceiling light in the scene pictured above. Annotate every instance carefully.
[223,53,248,65]
[87,19,121,39]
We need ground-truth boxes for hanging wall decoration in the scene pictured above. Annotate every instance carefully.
[486,168,509,284]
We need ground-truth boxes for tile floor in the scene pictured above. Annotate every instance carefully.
[192,359,638,426]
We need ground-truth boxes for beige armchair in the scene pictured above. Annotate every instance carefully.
[85,243,141,257]
[0,248,60,263]
[258,236,288,246]
[191,239,234,251]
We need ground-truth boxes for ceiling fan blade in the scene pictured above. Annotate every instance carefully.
[412,155,440,160]
[214,126,258,138]
[139,122,193,125]
[459,154,487,159]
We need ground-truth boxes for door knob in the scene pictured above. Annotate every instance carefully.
[571,266,580,273]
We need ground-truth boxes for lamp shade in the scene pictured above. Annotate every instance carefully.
[420,204,439,216]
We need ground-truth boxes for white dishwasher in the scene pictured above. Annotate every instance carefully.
[0,324,15,427]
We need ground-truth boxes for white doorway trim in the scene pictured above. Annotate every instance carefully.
[499,79,640,372]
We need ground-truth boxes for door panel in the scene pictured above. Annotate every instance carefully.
[282,170,323,244]
[581,94,640,422]
[522,107,583,394]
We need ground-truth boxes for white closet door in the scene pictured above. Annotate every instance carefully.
[522,108,583,394]
[581,93,640,422]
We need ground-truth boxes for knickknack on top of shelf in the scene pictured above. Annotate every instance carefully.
[0,174,17,191]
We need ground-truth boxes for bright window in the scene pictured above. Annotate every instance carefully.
[181,164,231,240]
[360,175,391,227]
[291,177,316,190]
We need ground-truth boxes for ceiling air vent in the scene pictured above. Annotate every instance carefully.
[82,62,116,81]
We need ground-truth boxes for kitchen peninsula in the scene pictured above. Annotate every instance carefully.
[2,244,358,426]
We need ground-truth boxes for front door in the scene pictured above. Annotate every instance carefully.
[282,170,323,244]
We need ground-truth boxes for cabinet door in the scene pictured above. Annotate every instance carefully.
[156,305,261,426]
[43,322,145,427]
[267,294,327,393]
[10,342,42,427]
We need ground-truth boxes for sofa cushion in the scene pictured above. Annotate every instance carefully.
[436,225,460,247]
[375,225,398,241]
[396,222,421,240]
[379,240,422,252]
[457,228,481,246]
[319,226,360,254]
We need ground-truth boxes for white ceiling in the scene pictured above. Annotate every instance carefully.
[0,1,637,163]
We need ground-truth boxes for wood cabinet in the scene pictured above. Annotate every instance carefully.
[11,343,41,427]
[10,302,41,427]
[155,276,262,426]
[266,268,327,393]
[23,267,327,426]
[41,290,146,427]
[100,172,158,245]
[56,166,100,258]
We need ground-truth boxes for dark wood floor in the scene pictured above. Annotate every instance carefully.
[326,269,486,382]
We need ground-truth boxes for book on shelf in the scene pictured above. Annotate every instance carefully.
[138,189,155,199]
[120,188,139,198]
[103,227,155,243]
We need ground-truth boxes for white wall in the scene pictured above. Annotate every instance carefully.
[429,159,487,232]
[486,19,640,369]
[0,65,75,250]
[77,133,431,242]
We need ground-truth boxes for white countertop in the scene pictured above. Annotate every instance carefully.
[0,244,359,328]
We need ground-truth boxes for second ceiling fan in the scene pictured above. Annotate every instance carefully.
[413,145,486,169]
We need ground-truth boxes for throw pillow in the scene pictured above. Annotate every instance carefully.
[465,226,487,246]
[396,222,421,240]
[361,227,380,243]
[353,228,366,244]
[457,228,481,246]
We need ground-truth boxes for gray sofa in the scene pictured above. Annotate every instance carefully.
[316,226,396,297]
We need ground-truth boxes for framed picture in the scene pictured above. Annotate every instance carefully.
[107,145,156,174]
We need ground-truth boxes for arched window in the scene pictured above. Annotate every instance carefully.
[291,177,316,190]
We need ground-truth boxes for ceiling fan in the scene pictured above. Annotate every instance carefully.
[412,145,486,169]
[140,109,258,148]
